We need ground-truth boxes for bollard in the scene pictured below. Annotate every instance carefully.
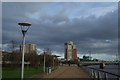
[49,67,51,73]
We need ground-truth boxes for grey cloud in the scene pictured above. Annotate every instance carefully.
[2,2,118,56]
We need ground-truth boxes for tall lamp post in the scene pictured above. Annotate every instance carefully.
[18,23,31,80]
[88,51,92,60]
[52,56,55,69]
[52,55,60,68]
[43,49,46,73]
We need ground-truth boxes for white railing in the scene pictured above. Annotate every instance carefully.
[80,65,120,80]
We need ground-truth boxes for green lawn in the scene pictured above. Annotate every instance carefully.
[2,66,44,78]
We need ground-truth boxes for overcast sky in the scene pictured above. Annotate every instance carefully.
[2,2,118,61]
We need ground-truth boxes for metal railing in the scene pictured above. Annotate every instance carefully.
[80,65,120,80]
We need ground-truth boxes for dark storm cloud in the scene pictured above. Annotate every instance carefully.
[2,2,118,56]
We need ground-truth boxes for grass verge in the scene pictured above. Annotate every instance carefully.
[2,66,44,78]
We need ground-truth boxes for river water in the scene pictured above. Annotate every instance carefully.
[87,64,120,78]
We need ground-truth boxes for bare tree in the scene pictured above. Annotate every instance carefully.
[6,40,17,53]
[11,40,15,53]
[26,53,39,68]
[45,48,52,54]
[2,52,21,68]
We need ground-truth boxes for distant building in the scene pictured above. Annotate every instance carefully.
[20,44,36,54]
[73,45,77,60]
[80,55,92,61]
[64,41,77,61]
[93,58,99,61]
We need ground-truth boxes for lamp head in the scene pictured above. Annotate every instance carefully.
[18,23,31,26]
[18,22,31,32]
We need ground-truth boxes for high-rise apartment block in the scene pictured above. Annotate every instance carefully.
[64,41,77,61]
[20,44,36,54]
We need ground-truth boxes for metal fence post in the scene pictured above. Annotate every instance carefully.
[91,69,94,78]
[98,71,101,80]
[104,73,108,80]
[93,70,96,78]
[117,77,120,80]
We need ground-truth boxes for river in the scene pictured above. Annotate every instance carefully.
[87,64,120,78]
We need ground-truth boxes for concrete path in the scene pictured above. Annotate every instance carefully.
[33,66,91,79]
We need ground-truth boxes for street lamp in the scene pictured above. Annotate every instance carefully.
[43,49,46,73]
[53,56,55,68]
[52,55,60,68]
[18,23,31,80]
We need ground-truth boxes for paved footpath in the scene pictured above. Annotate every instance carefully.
[33,66,91,78]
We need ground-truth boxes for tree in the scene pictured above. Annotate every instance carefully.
[6,40,17,53]
[2,52,21,68]
[27,53,39,68]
